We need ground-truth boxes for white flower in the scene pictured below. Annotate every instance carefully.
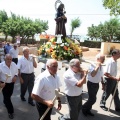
[60,43,64,46]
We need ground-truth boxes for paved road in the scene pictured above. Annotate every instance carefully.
[0,56,120,120]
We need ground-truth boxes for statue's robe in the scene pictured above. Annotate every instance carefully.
[55,10,67,39]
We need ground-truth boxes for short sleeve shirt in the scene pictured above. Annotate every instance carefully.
[32,69,62,101]
[0,61,18,83]
[63,68,83,96]
[104,57,117,77]
[17,56,34,73]
[87,64,103,83]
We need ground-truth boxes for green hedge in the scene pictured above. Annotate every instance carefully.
[80,40,101,48]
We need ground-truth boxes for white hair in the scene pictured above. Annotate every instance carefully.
[23,47,29,52]
[69,58,80,66]
[95,53,101,60]
[95,53,105,60]
[46,59,57,66]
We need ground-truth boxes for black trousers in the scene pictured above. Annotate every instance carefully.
[2,82,14,114]
[82,81,99,112]
[100,78,120,109]
[12,58,18,64]
[36,102,52,120]
[66,94,82,120]
[20,73,35,102]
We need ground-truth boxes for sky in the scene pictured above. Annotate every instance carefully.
[0,0,114,36]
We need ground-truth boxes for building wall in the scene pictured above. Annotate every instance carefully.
[101,42,120,55]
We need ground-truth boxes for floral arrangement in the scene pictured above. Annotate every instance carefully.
[38,37,82,61]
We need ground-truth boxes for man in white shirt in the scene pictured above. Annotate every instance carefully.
[0,42,5,62]
[59,59,88,120]
[31,59,62,120]
[0,54,18,119]
[17,47,37,106]
[9,43,19,64]
[82,54,105,116]
[100,49,120,111]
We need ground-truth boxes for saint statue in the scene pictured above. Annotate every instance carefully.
[55,3,67,39]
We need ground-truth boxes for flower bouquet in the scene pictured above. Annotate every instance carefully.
[38,37,82,61]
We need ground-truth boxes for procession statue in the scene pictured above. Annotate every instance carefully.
[55,2,67,39]
[38,0,82,61]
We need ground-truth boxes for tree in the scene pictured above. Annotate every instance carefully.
[103,0,120,15]
[0,11,49,43]
[0,10,8,40]
[70,18,81,37]
[87,24,99,41]
[87,18,120,42]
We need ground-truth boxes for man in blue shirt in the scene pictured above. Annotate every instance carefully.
[4,42,12,54]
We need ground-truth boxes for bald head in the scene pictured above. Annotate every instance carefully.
[46,59,58,66]
[95,53,105,63]
[5,54,12,67]
[46,59,58,75]
[5,54,12,60]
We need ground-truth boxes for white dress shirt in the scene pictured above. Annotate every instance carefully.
[0,61,18,83]
[32,69,62,101]
[63,68,83,96]
[9,48,19,58]
[87,64,103,83]
[17,56,34,74]
[104,57,117,77]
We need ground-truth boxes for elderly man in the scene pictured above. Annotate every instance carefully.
[0,54,18,119]
[31,59,62,120]
[17,47,37,106]
[82,54,105,116]
[9,43,19,64]
[100,49,120,111]
[59,59,88,120]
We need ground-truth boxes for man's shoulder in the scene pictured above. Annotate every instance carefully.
[9,48,14,51]
[64,69,72,76]
[18,56,24,60]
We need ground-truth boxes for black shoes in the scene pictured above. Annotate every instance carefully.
[82,111,87,116]
[8,113,14,119]
[82,110,94,116]
[28,101,35,106]
[87,111,94,116]
[100,106,108,111]
[21,97,26,101]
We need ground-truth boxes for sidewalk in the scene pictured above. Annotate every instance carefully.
[0,56,120,120]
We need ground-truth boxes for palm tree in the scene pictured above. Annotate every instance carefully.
[70,18,81,38]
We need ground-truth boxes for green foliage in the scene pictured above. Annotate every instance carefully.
[0,10,49,43]
[103,0,120,15]
[87,18,120,42]
[70,18,81,37]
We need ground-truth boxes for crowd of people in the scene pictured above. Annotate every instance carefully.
[0,41,120,120]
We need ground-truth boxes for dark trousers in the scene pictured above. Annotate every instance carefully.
[100,78,120,109]
[2,82,14,114]
[12,58,18,64]
[20,73,35,102]
[36,102,52,120]
[66,94,82,120]
[82,81,99,112]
